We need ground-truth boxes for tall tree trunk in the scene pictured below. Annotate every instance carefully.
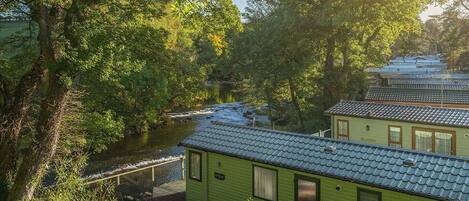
[1,3,56,195]
[264,87,275,129]
[322,36,337,109]
[288,78,305,132]
[342,41,351,81]
[341,40,352,99]
[0,58,45,192]
[0,74,11,108]
[8,73,69,201]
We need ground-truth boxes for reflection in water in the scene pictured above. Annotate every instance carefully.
[86,82,239,175]
[86,121,196,174]
[83,84,259,199]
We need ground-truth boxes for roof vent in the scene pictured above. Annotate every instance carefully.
[366,110,372,117]
[324,146,336,153]
[402,158,417,167]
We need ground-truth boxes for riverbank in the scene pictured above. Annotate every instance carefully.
[86,102,268,175]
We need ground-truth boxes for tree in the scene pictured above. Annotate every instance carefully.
[0,1,167,200]
[232,0,431,132]
[81,1,242,135]
[0,0,242,199]
[391,19,443,57]
[439,0,469,70]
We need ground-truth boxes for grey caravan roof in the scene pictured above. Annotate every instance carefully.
[325,100,469,128]
[365,86,469,105]
[181,122,469,201]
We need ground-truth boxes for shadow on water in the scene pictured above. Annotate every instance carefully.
[85,121,196,175]
[83,82,245,200]
[86,82,238,175]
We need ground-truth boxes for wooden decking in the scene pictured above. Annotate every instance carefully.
[150,192,185,201]
[148,180,185,201]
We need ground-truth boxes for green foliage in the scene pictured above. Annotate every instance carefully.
[61,1,168,80]
[17,91,123,200]
[439,1,469,70]
[172,0,243,82]
[391,1,468,70]
[391,19,442,57]
[1,1,242,200]
[78,0,242,135]
[173,0,243,42]
[34,155,116,201]
[231,0,430,132]
[81,111,124,154]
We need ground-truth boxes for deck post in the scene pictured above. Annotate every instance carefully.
[117,175,120,185]
[180,157,185,180]
[152,167,155,182]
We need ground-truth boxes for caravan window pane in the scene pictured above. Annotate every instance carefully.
[337,120,349,140]
[435,132,453,155]
[415,130,433,153]
[358,188,381,201]
[413,128,455,155]
[254,166,277,201]
[189,152,201,181]
[297,178,318,201]
[388,126,402,147]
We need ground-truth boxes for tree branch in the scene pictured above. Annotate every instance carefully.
[34,4,56,61]
[0,73,12,109]
[363,26,381,52]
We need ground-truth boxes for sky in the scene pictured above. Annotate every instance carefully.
[420,4,445,21]
[233,0,248,13]
[233,0,444,22]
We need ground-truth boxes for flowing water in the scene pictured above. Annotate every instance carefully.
[83,84,269,199]
[84,84,271,189]
[83,102,266,200]
[85,121,196,174]
[85,83,250,175]
[85,102,268,174]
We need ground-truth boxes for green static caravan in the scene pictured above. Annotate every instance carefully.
[365,86,469,109]
[325,100,469,157]
[180,122,469,201]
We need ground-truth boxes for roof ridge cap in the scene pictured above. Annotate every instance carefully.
[207,121,469,162]
[211,121,313,138]
[373,86,469,92]
[339,100,469,112]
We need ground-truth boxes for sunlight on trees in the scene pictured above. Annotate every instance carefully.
[230,0,431,132]
[0,0,466,200]
[0,0,240,200]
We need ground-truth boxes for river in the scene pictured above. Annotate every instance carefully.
[85,102,268,176]
[85,121,196,175]
[83,83,269,199]
[85,83,241,174]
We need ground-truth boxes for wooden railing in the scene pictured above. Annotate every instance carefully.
[311,129,331,138]
[84,156,185,185]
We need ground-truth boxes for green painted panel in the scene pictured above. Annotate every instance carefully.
[186,149,436,201]
[185,148,207,201]
[207,152,253,201]
[330,115,469,157]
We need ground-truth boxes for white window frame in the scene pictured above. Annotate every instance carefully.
[189,151,202,181]
[253,165,277,201]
